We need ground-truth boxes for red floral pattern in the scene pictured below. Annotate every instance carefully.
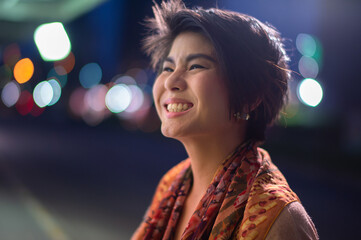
[132,141,299,240]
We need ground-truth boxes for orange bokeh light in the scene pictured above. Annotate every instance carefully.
[14,58,34,84]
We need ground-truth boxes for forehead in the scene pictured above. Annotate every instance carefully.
[168,31,216,58]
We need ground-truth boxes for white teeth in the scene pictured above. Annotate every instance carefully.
[182,103,188,110]
[166,103,192,112]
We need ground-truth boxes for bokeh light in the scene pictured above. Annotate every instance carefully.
[15,90,34,115]
[3,43,21,67]
[69,87,87,117]
[114,75,136,85]
[82,111,105,126]
[125,68,148,86]
[312,38,323,66]
[125,85,144,113]
[14,58,34,84]
[80,84,111,126]
[298,78,323,107]
[34,22,71,61]
[31,104,45,117]
[85,84,108,112]
[105,84,132,113]
[54,51,75,75]
[119,90,153,130]
[298,56,319,79]
[79,63,102,89]
[48,79,62,106]
[296,33,317,57]
[1,81,20,107]
[47,67,67,88]
[0,65,12,88]
[33,81,53,108]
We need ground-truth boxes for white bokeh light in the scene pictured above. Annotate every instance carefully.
[125,85,144,113]
[105,84,132,113]
[298,78,323,107]
[33,81,54,108]
[48,79,62,106]
[34,22,71,61]
[1,81,20,107]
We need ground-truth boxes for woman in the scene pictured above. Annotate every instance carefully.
[132,0,318,239]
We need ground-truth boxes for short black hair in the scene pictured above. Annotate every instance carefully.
[143,0,291,142]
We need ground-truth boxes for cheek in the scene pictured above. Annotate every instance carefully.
[199,78,230,117]
[198,78,228,103]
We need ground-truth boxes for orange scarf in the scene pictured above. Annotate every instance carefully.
[132,141,299,240]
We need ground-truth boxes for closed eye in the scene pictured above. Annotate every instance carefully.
[189,64,205,70]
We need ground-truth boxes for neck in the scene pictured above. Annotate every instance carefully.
[179,128,246,196]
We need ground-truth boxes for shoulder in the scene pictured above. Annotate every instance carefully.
[266,202,319,240]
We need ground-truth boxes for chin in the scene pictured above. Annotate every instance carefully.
[160,124,188,140]
[161,126,178,139]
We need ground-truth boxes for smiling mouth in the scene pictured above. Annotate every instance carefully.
[166,103,193,113]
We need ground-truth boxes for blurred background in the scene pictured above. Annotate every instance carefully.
[0,0,360,239]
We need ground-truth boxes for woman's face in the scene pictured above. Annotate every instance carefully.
[153,31,238,140]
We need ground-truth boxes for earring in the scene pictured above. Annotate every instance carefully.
[234,112,250,121]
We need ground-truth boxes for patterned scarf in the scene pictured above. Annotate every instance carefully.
[133,141,299,240]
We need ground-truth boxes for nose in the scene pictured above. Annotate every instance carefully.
[164,70,186,91]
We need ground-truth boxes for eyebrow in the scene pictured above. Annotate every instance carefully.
[164,53,217,64]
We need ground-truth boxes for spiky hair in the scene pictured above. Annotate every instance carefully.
[142,0,291,142]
